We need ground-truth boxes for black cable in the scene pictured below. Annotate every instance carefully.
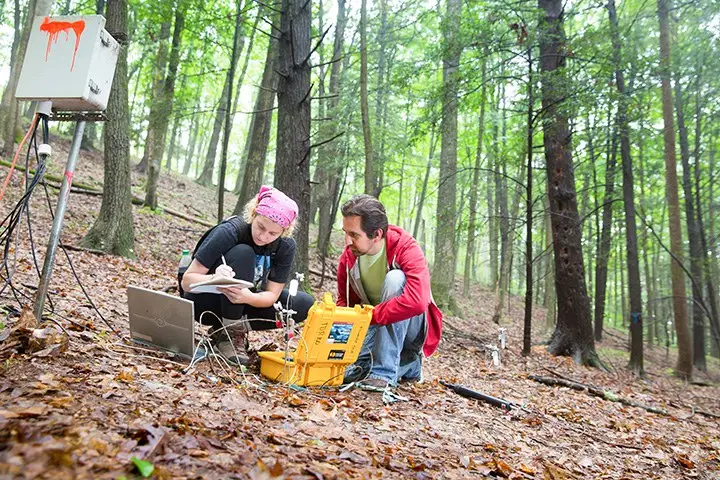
[24,129,54,313]
[0,115,112,334]
[40,181,117,334]
[0,119,45,301]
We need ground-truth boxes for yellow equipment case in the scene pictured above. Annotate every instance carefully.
[258,293,373,386]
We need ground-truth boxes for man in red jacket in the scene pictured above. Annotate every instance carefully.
[338,195,443,390]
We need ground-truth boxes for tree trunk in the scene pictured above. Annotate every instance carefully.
[494,153,525,324]
[657,0,692,380]
[638,111,654,345]
[432,0,461,311]
[232,6,263,194]
[593,107,618,342]
[145,6,185,209]
[539,0,598,365]
[581,116,595,297]
[522,46,534,357]
[82,0,134,257]
[135,19,171,174]
[164,104,182,171]
[196,16,245,187]
[675,74,706,371]
[182,104,200,176]
[544,197,556,329]
[703,128,720,358]
[413,127,436,243]
[608,0,643,374]
[487,91,499,288]
[274,0,311,277]
[360,0,375,195]
[464,52,487,296]
[217,0,243,222]
[234,17,280,213]
[0,0,53,155]
[370,0,390,198]
[316,0,347,257]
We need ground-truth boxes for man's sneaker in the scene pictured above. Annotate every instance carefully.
[343,363,370,384]
[400,367,424,385]
[357,377,390,391]
[210,319,250,366]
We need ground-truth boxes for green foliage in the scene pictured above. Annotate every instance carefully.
[131,457,154,478]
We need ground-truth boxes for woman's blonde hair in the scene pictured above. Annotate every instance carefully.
[243,196,296,237]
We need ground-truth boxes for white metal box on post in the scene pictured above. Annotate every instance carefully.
[15,15,119,111]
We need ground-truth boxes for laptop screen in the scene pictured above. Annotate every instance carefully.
[127,286,195,358]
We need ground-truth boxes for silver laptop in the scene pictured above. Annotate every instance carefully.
[127,286,195,358]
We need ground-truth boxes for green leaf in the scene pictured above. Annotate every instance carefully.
[131,457,155,478]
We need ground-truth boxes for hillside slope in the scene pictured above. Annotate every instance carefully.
[0,140,718,479]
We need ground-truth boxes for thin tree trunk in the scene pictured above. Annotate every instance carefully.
[360,0,375,195]
[432,0,461,311]
[316,0,347,257]
[217,0,243,222]
[704,128,720,358]
[146,6,185,209]
[183,104,200,176]
[675,73,706,371]
[594,111,618,342]
[136,20,171,174]
[522,45,534,356]
[197,15,246,187]
[488,89,500,289]
[692,66,720,364]
[413,127,436,241]
[233,6,263,194]
[370,0,390,198]
[464,52,487,296]
[581,116,595,297]
[607,0,643,373]
[657,0,692,379]
[638,111,654,345]
[235,11,280,211]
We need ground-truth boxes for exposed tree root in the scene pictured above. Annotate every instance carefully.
[529,374,669,415]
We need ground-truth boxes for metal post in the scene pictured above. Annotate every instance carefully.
[34,120,86,321]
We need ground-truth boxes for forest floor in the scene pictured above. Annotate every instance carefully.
[0,136,719,480]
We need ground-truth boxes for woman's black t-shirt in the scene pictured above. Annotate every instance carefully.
[193,218,296,287]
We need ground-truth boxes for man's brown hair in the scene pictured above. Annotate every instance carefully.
[341,194,388,239]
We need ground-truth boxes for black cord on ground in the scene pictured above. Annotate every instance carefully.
[40,181,117,334]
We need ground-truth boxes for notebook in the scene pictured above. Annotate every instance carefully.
[127,286,196,359]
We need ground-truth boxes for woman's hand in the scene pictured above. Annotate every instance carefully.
[214,264,235,278]
[220,285,254,305]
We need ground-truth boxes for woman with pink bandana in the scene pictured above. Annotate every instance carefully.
[180,185,314,365]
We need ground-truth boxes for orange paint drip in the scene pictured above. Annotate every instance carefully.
[40,17,86,71]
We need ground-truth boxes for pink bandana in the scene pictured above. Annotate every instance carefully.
[255,185,298,228]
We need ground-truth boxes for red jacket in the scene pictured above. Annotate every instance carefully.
[337,225,443,357]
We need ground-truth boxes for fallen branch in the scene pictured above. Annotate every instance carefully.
[440,381,518,410]
[668,400,720,420]
[528,374,669,416]
[61,243,107,256]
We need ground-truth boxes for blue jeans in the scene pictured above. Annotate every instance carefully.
[351,270,425,384]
